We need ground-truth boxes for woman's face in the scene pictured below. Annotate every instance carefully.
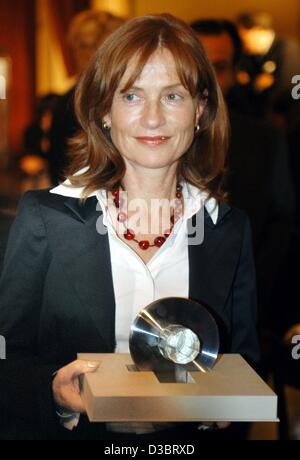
[104,48,205,171]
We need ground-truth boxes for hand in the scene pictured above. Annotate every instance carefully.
[52,360,100,413]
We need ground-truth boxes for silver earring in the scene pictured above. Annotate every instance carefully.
[103,121,111,130]
[195,124,200,134]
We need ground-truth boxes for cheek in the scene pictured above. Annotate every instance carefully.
[170,119,196,156]
[111,104,141,132]
[170,110,196,136]
[110,108,140,153]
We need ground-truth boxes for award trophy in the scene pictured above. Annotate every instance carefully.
[79,298,277,422]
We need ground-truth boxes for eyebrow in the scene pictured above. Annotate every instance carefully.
[120,83,186,93]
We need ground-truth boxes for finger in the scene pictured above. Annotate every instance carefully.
[59,390,86,413]
[61,360,100,382]
[76,360,100,376]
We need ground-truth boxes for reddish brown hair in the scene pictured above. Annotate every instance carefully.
[65,14,229,201]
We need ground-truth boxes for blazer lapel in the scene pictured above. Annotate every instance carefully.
[50,196,116,352]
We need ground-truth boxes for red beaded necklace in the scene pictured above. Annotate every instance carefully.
[111,184,184,251]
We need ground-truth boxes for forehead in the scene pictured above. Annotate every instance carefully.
[198,33,234,62]
[119,48,181,87]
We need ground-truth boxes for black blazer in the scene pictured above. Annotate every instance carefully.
[0,190,260,440]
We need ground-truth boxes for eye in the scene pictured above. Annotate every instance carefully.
[123,93,140,102]
[165,93,183,102]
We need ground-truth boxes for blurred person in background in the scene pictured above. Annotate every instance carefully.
[191,19,249,114]
[191,19,295,375]
[236,10,300,122]
[23,94,59,162]
[49,10,125,185]
[21,94,59,191]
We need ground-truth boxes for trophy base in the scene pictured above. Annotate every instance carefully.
[78,353,278,423]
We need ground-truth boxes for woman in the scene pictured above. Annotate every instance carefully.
[0,14,259,440]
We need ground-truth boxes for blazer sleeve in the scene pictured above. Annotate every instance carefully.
[0,192,60,439]
[231,216,261,370]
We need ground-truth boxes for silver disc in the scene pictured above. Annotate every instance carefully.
[129,297,219,373]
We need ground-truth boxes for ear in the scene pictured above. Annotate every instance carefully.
[103,113,111,127]
[195,90,208,124]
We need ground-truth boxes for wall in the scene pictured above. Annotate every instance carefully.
[0,0,36,154]
[36,0,76,96]
[91,0,133,17]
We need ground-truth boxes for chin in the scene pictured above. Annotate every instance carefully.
[137,162,173,170]
[136,157,178,170]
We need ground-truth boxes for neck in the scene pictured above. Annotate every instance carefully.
[121,164,179,206]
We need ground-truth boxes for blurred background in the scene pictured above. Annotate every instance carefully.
[0,0,300,440]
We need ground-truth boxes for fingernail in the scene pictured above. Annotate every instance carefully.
[87,362,98,368]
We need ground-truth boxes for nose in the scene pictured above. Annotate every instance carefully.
[140,99,166,130]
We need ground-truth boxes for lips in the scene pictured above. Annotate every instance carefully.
[135,136,170,146]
